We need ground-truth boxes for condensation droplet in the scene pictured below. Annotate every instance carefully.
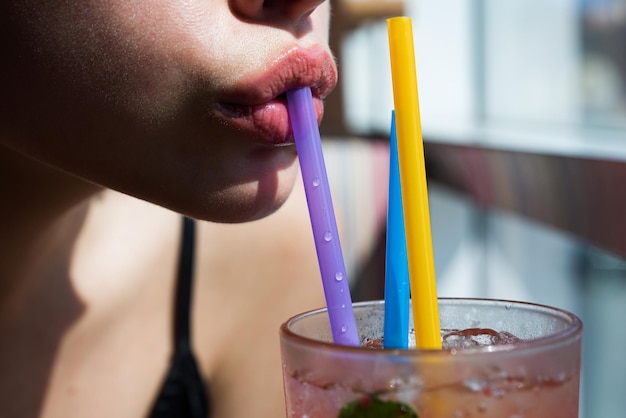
[341,324,348,333]
[312,177,321,187]
[341,304,346,309]
[335,272,344,281]
[323,231,332,242]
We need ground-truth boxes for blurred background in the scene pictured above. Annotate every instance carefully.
[324,1,626,417]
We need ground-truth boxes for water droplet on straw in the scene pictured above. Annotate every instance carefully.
[312,177,321,187]
[323,231,332,242]
[341,324,348,333]
[335,272,344,282]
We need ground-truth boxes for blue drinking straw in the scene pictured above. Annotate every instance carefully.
[286,87,359,346]
[384,111,410,349]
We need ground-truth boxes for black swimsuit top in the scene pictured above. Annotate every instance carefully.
[149,217,210,418]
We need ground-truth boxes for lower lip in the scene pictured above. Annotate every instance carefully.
[214,95,324,146]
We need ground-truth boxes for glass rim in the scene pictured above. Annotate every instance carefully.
[280,298,583,357]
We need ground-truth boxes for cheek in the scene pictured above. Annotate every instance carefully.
[76,7,204,119]
[2,5,182,125]
[27,2,216,120]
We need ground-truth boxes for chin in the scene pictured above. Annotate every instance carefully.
[188,160,299,224]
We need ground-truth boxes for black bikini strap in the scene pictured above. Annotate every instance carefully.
[174,216,196,351]
[148,216,209,417]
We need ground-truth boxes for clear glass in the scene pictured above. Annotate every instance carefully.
[280,298,582,417]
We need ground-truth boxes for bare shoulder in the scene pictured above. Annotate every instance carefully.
[0,190,183,418]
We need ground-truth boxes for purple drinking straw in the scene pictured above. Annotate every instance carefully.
[286,87,359,346]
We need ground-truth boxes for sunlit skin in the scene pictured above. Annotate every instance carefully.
[0,1,348,417]
[0,0,335,223]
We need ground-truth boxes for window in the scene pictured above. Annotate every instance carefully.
[339,2,626,417]
[341,0,626,156]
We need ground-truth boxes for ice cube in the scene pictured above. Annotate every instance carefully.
[441,328,522,350]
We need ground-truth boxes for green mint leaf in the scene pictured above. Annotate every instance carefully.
[338,395,418,418]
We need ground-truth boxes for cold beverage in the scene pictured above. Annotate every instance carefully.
[280,299,582,417]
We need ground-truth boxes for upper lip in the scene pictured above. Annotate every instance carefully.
[215,46,338,106]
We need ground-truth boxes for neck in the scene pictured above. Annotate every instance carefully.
[0,145,101,304]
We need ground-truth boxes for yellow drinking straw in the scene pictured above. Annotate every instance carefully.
[387,17,441,350]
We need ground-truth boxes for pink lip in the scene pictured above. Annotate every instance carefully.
[212,47,337,146]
